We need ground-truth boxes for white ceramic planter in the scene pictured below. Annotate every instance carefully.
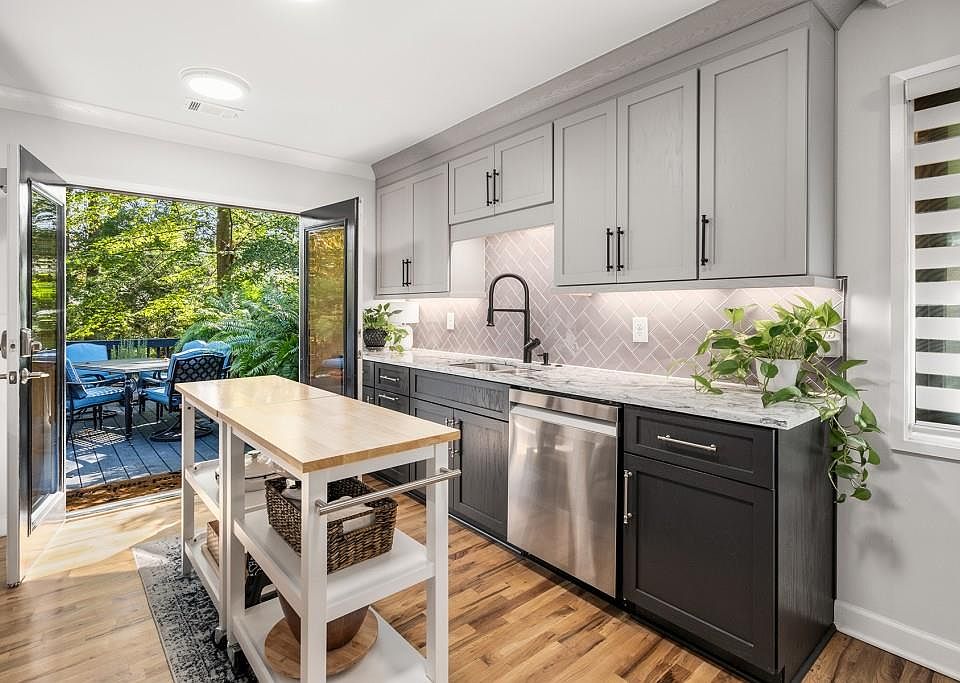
[756,358,801,392]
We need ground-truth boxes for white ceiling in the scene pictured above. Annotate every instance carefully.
[0,0,715,168]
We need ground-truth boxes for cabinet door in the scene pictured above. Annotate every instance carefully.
[376,181,412,294]
[449,147,495,224]
[450,410,508,539]
[622,453,775,672]
[554,100,618,286]
[411,399,456,501]
[494,123,553,214]
[373,389,412,485]
[409,164,450,294]
[699,30,808,279]
[617,71,698,283]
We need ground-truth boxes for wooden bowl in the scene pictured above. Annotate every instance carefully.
[278,594,368,650]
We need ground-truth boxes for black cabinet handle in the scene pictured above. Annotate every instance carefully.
[400,259,407,286]
[485,171,492,206]
[401,258,412,286]
[605,228,613,272]
[492,169,499,204]
[700,215,710,266]
[616,227,624,272]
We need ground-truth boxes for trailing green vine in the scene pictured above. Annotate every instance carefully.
[687,298,879,502]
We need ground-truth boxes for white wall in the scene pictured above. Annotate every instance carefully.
[0,108,375,537]
[836,0,960,677]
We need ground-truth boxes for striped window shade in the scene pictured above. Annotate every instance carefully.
[911,79,960,430]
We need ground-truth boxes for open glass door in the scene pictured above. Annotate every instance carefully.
[299,198,359,397]
[4,145,67,586]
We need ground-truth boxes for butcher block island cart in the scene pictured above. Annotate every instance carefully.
[176,376,461,682]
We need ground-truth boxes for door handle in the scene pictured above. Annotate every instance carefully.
[700,214,710,266]
[605,228,613,272]
[622,469,633,525]
[380,374,399,384]
[19,368,50,385]
[486,171,493,206]
[616,227,624,272]
[656,434,717,453]
[492,169,499,205]
[377,393,399,403]
[452,419,462,457]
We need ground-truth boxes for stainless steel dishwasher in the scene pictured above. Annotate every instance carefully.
[507,389,619,597]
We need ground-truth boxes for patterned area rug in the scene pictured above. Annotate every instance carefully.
[133,536,254,683]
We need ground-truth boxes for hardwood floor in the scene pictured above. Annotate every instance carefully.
[0,490,953,683]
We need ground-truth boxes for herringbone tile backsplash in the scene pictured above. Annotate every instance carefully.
[413,226,843,377]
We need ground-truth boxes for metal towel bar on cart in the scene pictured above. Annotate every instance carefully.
[314,467,462,516]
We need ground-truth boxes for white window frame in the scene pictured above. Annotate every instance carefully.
[890,56,960,461]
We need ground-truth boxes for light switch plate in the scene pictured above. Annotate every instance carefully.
[632,317,648,343]
[446,312,455,330]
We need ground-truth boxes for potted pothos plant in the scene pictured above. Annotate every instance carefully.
[688,298,880,503]
[362,303,408,353]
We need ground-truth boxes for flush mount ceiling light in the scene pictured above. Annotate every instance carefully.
[179,67,251,102]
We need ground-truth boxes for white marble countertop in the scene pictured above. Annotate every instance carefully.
[361,349,821,430]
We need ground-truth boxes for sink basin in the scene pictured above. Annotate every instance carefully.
[449,362,545,374]
[449,362,516,372]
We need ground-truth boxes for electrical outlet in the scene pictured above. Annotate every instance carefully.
[823,328,843,357]
[446,312,455,330]
[632,316,649,343]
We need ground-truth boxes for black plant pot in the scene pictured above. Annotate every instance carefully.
[363,328,388,349]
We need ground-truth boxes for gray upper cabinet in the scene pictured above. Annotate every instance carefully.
[554,100,618,286]
[376,181,412,295]
[616,69,699,283]
[448,123,553,225]
[448,147,495,224]
[699,30,808,280]
[493,123,553,214]
[376,163,450,295]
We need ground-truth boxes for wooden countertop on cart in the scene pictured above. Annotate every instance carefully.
[178,376,460,475]
[176,375,335,418]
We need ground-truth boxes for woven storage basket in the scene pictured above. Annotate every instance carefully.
[264,477,397,573]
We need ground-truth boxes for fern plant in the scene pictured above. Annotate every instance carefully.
[179,286,299,380]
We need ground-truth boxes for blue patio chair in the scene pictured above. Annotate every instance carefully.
[66,342,124,383]
[206,341,233,378]
[142,350,224,441]
[182,340,209,351]
[65,358,127,439]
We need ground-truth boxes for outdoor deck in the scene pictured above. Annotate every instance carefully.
[66,407,219,490]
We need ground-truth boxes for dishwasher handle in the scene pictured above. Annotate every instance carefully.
[509,403,618,437]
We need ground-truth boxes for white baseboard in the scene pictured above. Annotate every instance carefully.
[835,600,960,680]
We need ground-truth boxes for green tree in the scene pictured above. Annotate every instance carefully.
[66,189,298,340]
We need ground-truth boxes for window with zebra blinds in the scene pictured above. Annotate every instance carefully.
[909,76,960,435]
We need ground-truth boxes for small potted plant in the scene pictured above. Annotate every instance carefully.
[362,303,408,352]
[687,298,880,503]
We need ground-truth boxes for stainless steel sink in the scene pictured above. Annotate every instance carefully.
[449,362,517,372]
[449,362,545,374]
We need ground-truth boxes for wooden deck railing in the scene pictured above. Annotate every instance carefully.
[66,337,179,359]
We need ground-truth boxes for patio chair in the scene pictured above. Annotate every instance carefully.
[182,340,209,351]
[65,358,127,440]
[206,341,233,378]
[66,342,124,383]
[143,350,224,441]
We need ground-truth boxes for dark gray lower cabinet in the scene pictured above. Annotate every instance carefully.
[449,409,508,539]
[411,398,508,538]
[623,453,775,671]
[363,379,412,486]
[620,406,834,683]
[410,399,455,501]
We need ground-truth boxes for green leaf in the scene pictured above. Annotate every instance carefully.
[867,448,880,465]
[759,361,779,378]
[852,487,872,501]
[768,323,786,337]
[762,385,801,407]
[711,337,740,350]
[859,402,878,429]
[713,359,740,375]
[836,359,867,373]
[692,374,723,395]
[724,307,745,325]
[825,374,860,400]
[834,463,860,479]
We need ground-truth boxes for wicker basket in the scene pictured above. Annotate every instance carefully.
[264,477,397,573]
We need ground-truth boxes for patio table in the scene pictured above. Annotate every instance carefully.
[74,358,169,436]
